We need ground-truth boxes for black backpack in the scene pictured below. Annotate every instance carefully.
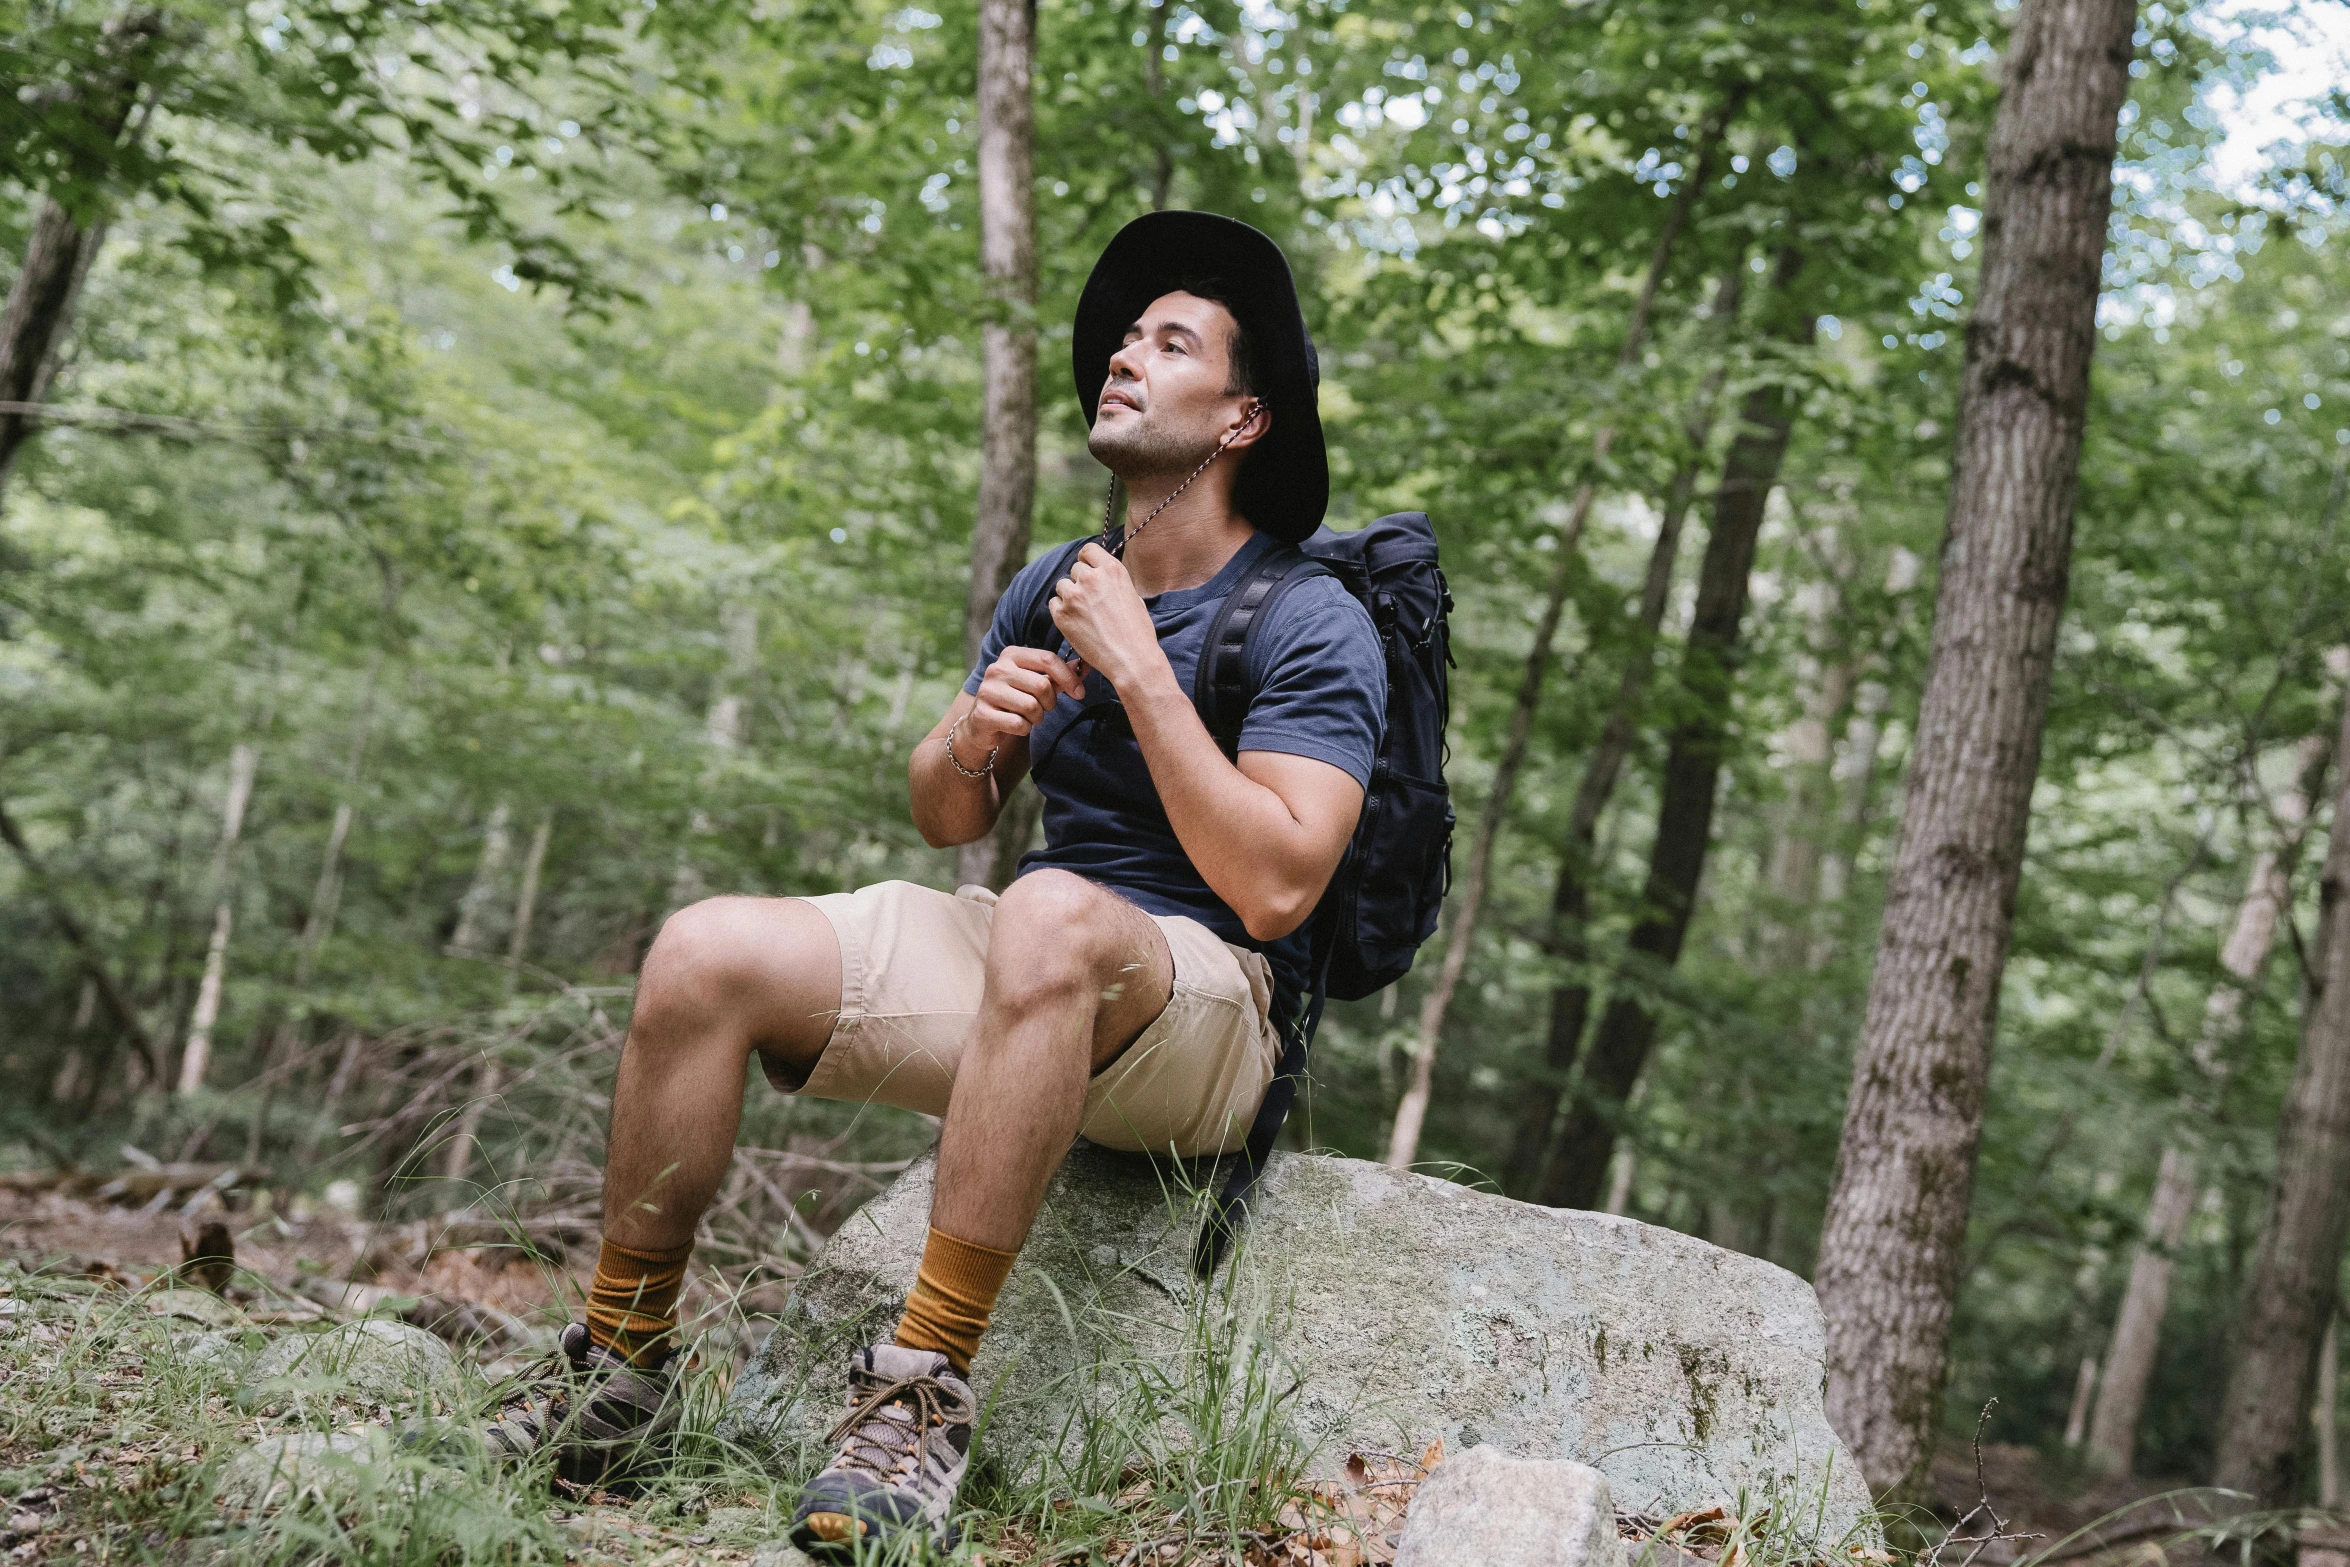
[1018,513,1455,1270]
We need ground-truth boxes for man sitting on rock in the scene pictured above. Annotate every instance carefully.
[482,212,1385,1557]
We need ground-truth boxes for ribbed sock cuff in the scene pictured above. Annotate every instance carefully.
[585,1235,695,1367]
[892,1227,1019,1375]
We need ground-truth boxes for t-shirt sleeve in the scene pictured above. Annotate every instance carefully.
[1236,576,1386,786]
[962,546,1073,694]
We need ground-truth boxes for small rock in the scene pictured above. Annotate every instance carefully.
[704,1507,770,1535]
[175,1330,257,1373]
[248,1319,459,1401]
[1394,1446,1623,1567]
[216,1431,379,1511]
[146,1289,238,1327]
[750,1542,821,1567]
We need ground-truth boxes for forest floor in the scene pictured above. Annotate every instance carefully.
[0,1187,2225,1567]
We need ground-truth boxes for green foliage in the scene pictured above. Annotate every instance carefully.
[5,0,2350,1520]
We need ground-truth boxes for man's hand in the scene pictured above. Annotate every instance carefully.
[966,645,1086,755]
[1049,543,1165,691]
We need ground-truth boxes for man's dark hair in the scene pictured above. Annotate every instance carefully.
[1172,275,1259,397]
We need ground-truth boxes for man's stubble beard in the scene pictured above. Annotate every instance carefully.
[1086,407,1219,487]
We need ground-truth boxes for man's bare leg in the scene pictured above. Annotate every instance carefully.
[880,870,1171,1378]
[479,896,842,1476]
[591,896,841,1358]
[929,870,1173,1247]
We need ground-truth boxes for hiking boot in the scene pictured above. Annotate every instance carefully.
[480,1322,680,1483]
[791,1344,975,1557]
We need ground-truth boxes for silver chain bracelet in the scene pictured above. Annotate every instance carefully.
[943,714,998,779]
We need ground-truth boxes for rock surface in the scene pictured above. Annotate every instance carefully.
[217,1431,384,1510]
[248,1318,459,1401]
[1394,1446,1622,1567]
[724,1146,1872,1543]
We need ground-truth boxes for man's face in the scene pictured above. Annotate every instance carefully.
[1087,291,1261,477]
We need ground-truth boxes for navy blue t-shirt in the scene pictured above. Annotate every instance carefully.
[963,530,1387,1012]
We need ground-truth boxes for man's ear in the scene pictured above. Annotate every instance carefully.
[1224,399,1272,454]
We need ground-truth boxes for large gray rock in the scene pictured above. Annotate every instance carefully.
[724,1147,1873,1544]
[1395,1446,1622,1567]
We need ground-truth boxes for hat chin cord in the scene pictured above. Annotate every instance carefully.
[1100,399,1267,561]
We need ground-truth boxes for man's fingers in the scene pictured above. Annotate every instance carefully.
[998,644,1084,699]
[969,699,1031,738]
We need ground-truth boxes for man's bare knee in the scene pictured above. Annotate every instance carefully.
[983,872,1165,1042]
[632,897,790,1045]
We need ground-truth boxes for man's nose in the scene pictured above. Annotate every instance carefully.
[1105,340,1147,382]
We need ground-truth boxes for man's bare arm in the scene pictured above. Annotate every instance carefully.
[908,646,1085,848]
[1046,542,1361,939]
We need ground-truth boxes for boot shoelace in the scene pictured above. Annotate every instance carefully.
[825,1373,975,1480]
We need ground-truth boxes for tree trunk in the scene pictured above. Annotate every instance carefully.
[957,0,1041,893]
[176,742,259,1096]
[450,803,513,954]
[1504,262,1748,1194]
[2062,1354,2099,1447]
[1538,254,1810,1209]
[1813,0,2139,1500]
[0,13,164,502]
[1762,564,1861,971]
[443,811,552,1188]
[2321,1316,2342,1509]
[0,199,109,495]
[2214,695,2350,1507]
[1382,104,1741,1170]
[2086,727,2333,1474]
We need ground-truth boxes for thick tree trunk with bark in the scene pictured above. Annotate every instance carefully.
[1505,265,1746,1194]
[1813,0,2138,1501]
[2214,696,2350,1506]
[956,0,1041,894]
[2086,729,2331,1474]
[1382,106,1740,1169]
[176,743,259,1096]
[1538,260,1809,1209]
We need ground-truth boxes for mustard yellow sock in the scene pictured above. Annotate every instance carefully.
[584,1236,694,1367]
[892,1227,1018,1375]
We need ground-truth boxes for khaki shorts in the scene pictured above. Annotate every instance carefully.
[762,880,1279,1158]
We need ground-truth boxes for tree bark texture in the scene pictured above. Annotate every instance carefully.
[1504,262,1747,1195]
[1538,260,1809,1210]
[176,742,259,1096]
[957,0,1041,893]
[1813,0,2138,1500]
[2086,728,2331,1475]
[2322,1317,2342,1509]
[2214,694,2350,1506]
[1382,109,1738,1170]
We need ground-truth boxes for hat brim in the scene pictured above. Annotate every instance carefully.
[1073,211,1328,544]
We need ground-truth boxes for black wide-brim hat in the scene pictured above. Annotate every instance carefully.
[1073,211,1328,544]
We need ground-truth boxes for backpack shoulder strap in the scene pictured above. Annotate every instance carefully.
[1191,547,1330,756]
[1015,539,1094,651]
